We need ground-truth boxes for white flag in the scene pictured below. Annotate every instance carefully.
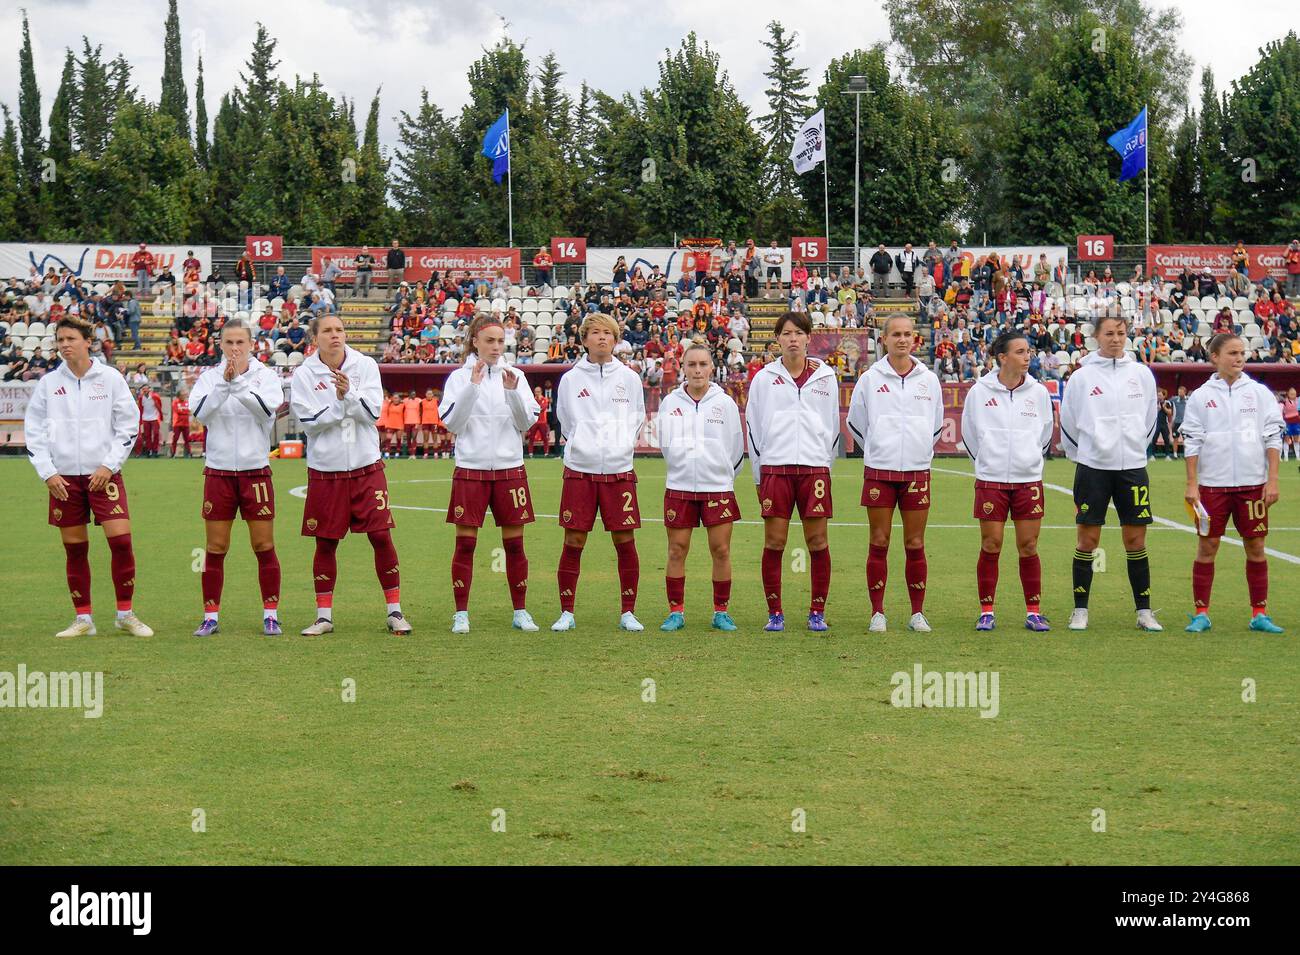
[789,109,826,175]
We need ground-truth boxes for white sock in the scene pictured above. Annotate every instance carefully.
[116,608,131,620]
[77,613,93,623]
[264,608,277,620]
[204,611,218,622]
[387,602,402,615]
[316,606,333,621]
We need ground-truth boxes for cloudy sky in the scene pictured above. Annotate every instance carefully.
[0,0,1293,154]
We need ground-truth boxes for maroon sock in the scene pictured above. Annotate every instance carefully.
[201,550,226,614]
[1018,554,1042,613]
[1192,559,1215,613]
[761,546,783,614]
[1245,559,1268,613]
[368,530,401,603]
[451,536,476,612]
[712,578,731,612]
[503,536,528,610]
[867,544,889,614]
[106,533,136,611]
[557,543,583,612]
[904,546,928,615]
[976,549,999,612]
[666,575,685,613]
[255,547,280,610]
[63,540,92,614]
[809,547,830,614]
[313,538,339,608]
[615,539,639,613]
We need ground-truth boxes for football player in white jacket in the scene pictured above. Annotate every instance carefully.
[552,313,647,632]
[746,311,839,632]
[1181,333,1285,633]
[24,315,153,637]
[189,318,286,637]
[657,343,744,632]
[439,314,542,634]
[1059,314,1162,632]
[290,314,411,636]
[847,315,944,633]
[959,330,1054,632]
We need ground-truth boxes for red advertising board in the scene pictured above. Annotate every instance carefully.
[312,247,521,283]
[550,238,587,263]
[1147,244,1290,283]
[1076,234,1113,260]
[246,235,283,261]
[791,236,827,263]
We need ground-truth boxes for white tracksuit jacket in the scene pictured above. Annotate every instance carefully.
[746,358,840,484]
[1180,373,1284,487]
[658,382,744,493]
[190,359,284,471]
[1059,351,1157,471]
[846,355,945,471]
[960,372,1054,482]
[289,346,383,472]
[440,354,540,471]
[24,360,138,480]
[555,356,646,474]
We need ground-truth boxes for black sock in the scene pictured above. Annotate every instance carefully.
[1072,549,1094,609]
[1126,548,1152,610]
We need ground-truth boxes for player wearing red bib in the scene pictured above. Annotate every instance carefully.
[170,390,194,457]
[439,314,543,634]
[847,315,944,632]
[24,315,153,637]
[290,314,411,635]
[657,343,744,632]
[1181,333,1285,633]
[746,311,840,632]
[551,313,647,632]
[959,330,1054,632]
[189,318,286,636]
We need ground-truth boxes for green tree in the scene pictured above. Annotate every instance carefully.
[42,50,77,237]
[74,39,111,160]
[194,55,209,168]
[755,21,814,239]
[1196,68,1229,241]
[1219,32,1300,241]
[391,90,465,244]
[0,105,21,240]
[1167,108,1201,239]
[17,11,43,195]
[159,0,189,141]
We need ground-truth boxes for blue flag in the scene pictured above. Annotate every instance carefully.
[482,110,510,184]
[1107,107,1147,182]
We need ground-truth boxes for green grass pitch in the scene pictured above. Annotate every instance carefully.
[1,455,1296,865]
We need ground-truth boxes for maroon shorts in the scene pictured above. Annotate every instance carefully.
[860,467,931,511]
[203,466,275,521]
[559,467,640,531]
[447,467,535,527]
[301,461,396,539]
[48,473,129,527]
[664,489,741,528]
[1200,484,1268,538]
[758,466,832,520]
[973,480,1044,522]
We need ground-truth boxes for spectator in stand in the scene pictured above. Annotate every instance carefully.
[386,241,407,293]
[1213,306,1237,335]
[1226,267,1250,298]
[235,250,257,310]
[1230,241,1250,276]
[129,243,154,297]
[354,246,375,299]
[123,291,142,349]
[1186,336,1208,362]
[1285,239,1300,297]
[21,347,49,380]
[1196,268,1218,299]
[533,247,553,288]
[789,260,808,305]
[126,363,149,391]
[268,266,291,301]
[895,243,919,296]
[869,244,892,297]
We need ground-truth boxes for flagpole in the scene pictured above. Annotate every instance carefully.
[822,157,830,251]
[1143,104,1150,249]
[505,108,514,249]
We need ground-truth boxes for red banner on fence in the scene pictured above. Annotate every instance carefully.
[1147,244,1290,283]
[312,247,521,283]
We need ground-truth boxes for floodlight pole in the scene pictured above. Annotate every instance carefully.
[841,78,868,273]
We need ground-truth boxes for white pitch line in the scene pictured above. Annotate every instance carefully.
[931,465,1300,566]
